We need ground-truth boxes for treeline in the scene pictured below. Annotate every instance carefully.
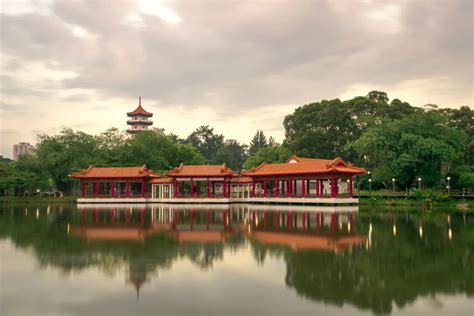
[0,91,472,196]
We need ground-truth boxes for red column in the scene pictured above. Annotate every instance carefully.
[316,179,320,197]
[228,181,231,198]
[81,181,85,198]
[287,180,292,197]
[223,178,227,198]
[293,180,297,195]
[331,176,336,198]
[174,180,178,198]
[206,177,210,198]
[126,181,130,198]
[349,177,353,198]
[251,179,256,197]
[96,182,100,198]
[302,179,305,198]
[190,178,194,198]
[263,180,267,198]
[141,180,145,198]
[111,180,115,198]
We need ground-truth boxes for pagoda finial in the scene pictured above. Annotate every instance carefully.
[139,96,141,106]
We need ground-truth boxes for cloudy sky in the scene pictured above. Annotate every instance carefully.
[0,0,472,158]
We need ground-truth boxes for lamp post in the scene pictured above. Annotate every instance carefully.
[392,178,396,192]
[418,177,422,190]
[447,176,451,196]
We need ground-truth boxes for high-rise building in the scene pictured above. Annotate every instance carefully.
[13,142,35,160]
[127,97,153,133]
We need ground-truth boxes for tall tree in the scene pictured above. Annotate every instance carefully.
[214,141,248,171]
[244,145,291,170]
[185,125,224,163]
[347,112,467,189]
[249,130,268,156]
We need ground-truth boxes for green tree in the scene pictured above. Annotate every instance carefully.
[249,130,268,156]
[347,112,467,189]
[185,125,224,163]
[244,145,291,170]
[214,141,247,170]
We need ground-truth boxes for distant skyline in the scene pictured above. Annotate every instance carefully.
[1,0,472,158]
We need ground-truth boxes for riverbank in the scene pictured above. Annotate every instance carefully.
[0,196,77,204]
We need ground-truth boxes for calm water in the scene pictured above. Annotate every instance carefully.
[0,203,473,316]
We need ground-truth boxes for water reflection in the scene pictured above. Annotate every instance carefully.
[0,204,473,315]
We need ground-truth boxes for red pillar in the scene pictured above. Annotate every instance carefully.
[96,182,100,198]
[287,180,292,198]
[206,177,210,198]
[174,180,178,198]
[126,181,130,198]
[190,178,194,198]
[141,180,145,198]
[263,180,267,198]
[111,180,115,198]
[331,176,336,198]
[349,177,353,198]
[316,179,320,197]
[275,180,279,197]
[81,181,85,198]
[307,179,310,196]
[223,178,227,198]
[302,179,305,198]
[251,179,256,197]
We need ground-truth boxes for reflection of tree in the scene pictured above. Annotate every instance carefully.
[275,215,474,315]
[0,206,244,278]
[179,243,224,270]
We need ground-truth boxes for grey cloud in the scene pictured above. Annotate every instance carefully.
[0,0,472,119]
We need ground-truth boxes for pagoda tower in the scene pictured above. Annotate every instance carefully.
[127,97,153,133]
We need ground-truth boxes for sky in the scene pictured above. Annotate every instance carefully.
[0,0,472,159]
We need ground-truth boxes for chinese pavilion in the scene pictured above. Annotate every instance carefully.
[72,155,366,204]
[127,97,153,133]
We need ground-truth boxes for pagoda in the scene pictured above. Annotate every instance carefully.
[127,97,153,133]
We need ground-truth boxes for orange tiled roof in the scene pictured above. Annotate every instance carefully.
[127,105,153,117]
[165,163,234,177]
[70,165,161,179]
[231,176,253,183]
[148,177,174,184]
[241,155,365,177]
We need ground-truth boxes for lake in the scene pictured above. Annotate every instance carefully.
[0,203,472,316]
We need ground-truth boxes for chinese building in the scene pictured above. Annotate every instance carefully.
[71,155,366,205]
[127,97,153,133]
[13,142,35,160]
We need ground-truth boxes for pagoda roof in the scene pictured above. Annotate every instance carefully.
[70,165,161,179]
[241,155,366,177]
[127,104,153,117]
[127,97,153,117]
[165,163,235,177]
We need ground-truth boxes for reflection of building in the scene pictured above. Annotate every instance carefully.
[72,155,366,205]
[127,97,153,133]
[13,142,35,160]
[244,210,366,253]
